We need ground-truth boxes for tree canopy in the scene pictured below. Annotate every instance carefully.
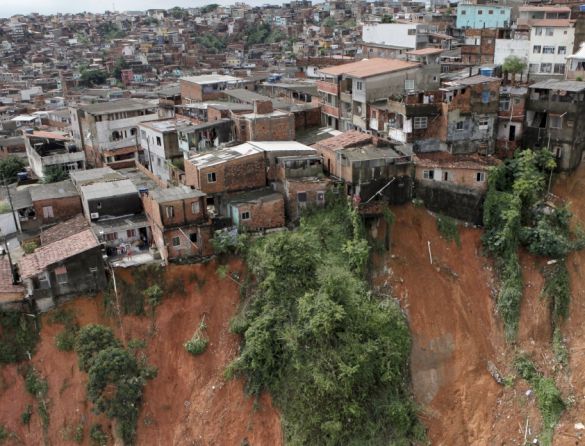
[227,198,423,445]
[0,157,25,183]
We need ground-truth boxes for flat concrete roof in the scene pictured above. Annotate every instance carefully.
[181,74,242,85]
[76,99,157,115]
[530,79,585,92]
[30,180,79,201]
[150,186,205,203]
[80,179,138,200]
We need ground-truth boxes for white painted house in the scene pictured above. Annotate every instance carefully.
[528,20,575,79]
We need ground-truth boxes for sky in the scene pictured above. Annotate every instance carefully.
[1,0,275,19]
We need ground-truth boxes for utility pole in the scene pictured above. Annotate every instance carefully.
[2,175,21,235]
[0,228,16,285]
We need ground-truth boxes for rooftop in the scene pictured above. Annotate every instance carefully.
[30,180,79,201]
[406,48,444,56]
[227,187,283,205]
[313,130,373,152]
[530,19,573,27]
[80,179,138,201]
[529,79,585,92]
[19,228,99,279]
[340,144,402,162]
[70,167,124,186]
[319,58,420,79]
[415,152,501,169]
[76,99,157,115]
[519,5,571,12]
[0,257,24,299]
[449,75,501,87]
[140,118,193,133]
[150,186,205,203]
[40,214,89,245]
[181,74,242,85]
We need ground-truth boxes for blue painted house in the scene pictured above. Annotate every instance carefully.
[456,4,511,29]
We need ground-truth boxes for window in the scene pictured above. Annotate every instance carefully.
[423,169,434,180]
[316,191,325,204]
[488,9,493,14]
[189,232,198,243]
[407,28,416,35]
[356,81,363,90]
[166,206,174,218]
[529,63,539,73]
[240,211,250,220]
[461,10,466,14]
[540,63,552,73]
[549,115,562,129]
[404,79,415,91]
[500,9,505,13]
[55,266,68,285]
[476,172,486,182]
[481,91,490,104]
[207,172,216,183]
[535,28,543,36]
[127,229,136,238]
[172,236,180,247]
[105,232,118,241]
[478,118,489,130]
[499,97,510,111]
[558,46,566,55]
[443,171,451,181]
[413,117,427,129]
[478,9,483,14]
[156,136,161,146]
[533,45,541,54]
[42,206,54,219]
[554,63,565,74]
[456,121,464,131]
[191,201,200,214]
[545,28,554,36]
[542,46,555,54]
[297,192,307,202]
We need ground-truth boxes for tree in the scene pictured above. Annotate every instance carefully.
[0,157,25,183]
[74,325,121,372]
[42,166,69,183]
[502,56,527,85]
[112,57,129,81]
[169,6,187,19]
[79,69,108,87]
[381,14,395,23]
[200,4,219,14]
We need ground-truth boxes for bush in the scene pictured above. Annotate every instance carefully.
[0,425,9,443]
[22,240,39,254]
[55,329,77,352]
[74,325,121,372]
[185,319,208,355]
[21,404,32,425]
[0,311,39,364]
[89,424,108,446]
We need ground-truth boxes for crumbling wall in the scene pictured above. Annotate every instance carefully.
[415,179,484,224]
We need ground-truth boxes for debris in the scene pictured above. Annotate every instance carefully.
[487,361,503,385]
[575,422,585,430]
[525,389,532,397]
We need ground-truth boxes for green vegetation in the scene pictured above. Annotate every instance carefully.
[502,56,527,84]
[436,214,461,247]
[0,156,25,183]
[195,34,227,53]
[144,284,163,311]
[381,15,395,23]
[22,240,39,254]
[89,424,109,446]
[79,69,108,87]
[514,354,564,445]
[21,404,32,425]
[74,325,121,372]
[0,311,39,364]
[226,199,423,445]
[200,3,219,14]
[244,22,285,46]
[97,22,126,40]
[42,166,69,183]
[184,318,209,355]
[24,367,50,431]
[322,16,335,28]
[75,325,156,445]
[0,425,8,443]
[482,149,583,341]
[51,308,79,352]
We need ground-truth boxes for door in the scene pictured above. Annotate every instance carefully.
[508,125,516,142]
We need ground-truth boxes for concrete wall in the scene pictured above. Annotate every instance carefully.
[33,197,82,226]
[494,39,530,71]
[415,179,485,224]
[456,4,511,29]
[362,23,424,49]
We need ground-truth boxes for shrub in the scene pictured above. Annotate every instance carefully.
[0,425,9,443]
[74,325,121,372]
[89,424,108,446]
[55,330,77,352]
[0,310,39,364]
[21,404,32,425]
[185,319,209,355]
[22,241,39,254]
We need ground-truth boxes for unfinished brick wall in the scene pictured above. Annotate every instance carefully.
[254,100,273,114]
[293,107,322,129]
[180,80,203,103]
[235,196,285,231]
[282,179,329,221]
[33,196,83,226]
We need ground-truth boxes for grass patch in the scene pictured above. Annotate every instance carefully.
[436,214,461,247]
[514,353,564,445]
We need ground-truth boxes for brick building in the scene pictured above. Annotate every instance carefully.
[30,180,83,228]
[180,74,243,103]
[142,186,213,261]
[224,188,286,231]
[232,100,295,142]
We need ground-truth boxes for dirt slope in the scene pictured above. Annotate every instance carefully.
[0,260,282,446]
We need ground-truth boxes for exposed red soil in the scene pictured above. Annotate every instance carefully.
[0,259,282,446]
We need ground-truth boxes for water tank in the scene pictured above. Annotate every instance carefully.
[17,171,28,181]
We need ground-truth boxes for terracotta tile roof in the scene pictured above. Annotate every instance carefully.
[406,48,444,56]
[19,229,100,279]
[40,214,89,245]
[0,258,24,299]
[313,131,373,152]
[29,131,71,141]
[414,152,501,170]
[319,58,420,78]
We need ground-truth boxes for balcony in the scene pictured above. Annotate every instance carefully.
[527,98,579,115]
[340,91,352,103]
[322,104,340,119]
[387,100,441,117]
